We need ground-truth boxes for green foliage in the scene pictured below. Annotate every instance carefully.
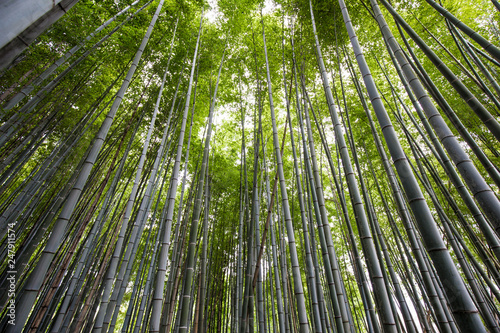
[2,0,500,331]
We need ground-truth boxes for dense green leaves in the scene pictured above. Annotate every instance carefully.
[1,0,500,332]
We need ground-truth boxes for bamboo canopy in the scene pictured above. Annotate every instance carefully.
[1,0,500,332]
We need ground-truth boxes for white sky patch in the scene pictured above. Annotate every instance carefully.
[262,0,279,15]
[205,0,279,24]
[205,0,220,24]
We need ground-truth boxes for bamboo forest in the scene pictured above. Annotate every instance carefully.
[2,0,500,331]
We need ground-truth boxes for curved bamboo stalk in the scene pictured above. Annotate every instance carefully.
[423,0,500,62]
